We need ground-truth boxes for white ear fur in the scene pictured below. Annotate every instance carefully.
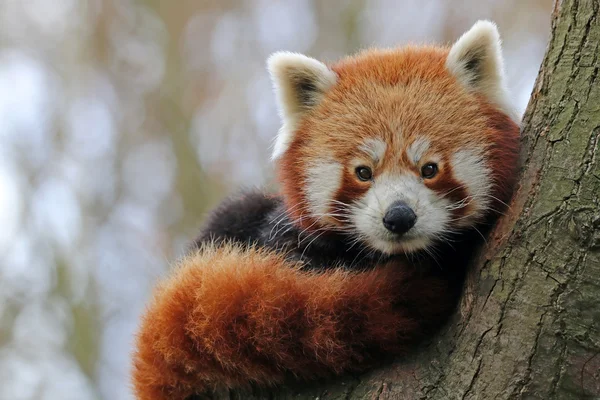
[446,20,519,123]
[267,52,337,159]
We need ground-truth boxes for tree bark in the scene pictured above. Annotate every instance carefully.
[211,0,600,398]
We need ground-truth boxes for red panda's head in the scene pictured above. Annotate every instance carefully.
[268,21,520,255]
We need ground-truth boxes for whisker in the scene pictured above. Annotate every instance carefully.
[299,230,329,261]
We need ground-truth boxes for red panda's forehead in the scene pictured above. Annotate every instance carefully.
[332,46,452,88]
[299,47,491,167]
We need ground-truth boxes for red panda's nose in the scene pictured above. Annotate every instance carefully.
[382,201,417,235]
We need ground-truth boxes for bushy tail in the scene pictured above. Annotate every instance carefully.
[132,243,453,400]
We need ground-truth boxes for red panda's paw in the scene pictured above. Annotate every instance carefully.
[131,243,450,399]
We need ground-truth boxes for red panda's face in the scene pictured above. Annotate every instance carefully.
[269,21,520,255]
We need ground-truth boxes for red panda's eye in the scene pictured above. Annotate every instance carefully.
[421,163,438,179]
[355,166,373,181]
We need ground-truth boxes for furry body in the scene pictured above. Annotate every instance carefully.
[133,194,463,399]
[132,21,521,399]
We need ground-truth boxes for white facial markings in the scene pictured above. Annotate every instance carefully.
[305,160,342,221]
[358,138,387,165]
[300,142,492,255]
[351,172,452,254]
[451,149,493,225]
[406,138,430,164]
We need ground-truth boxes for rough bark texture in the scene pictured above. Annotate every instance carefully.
[213,1,600,398]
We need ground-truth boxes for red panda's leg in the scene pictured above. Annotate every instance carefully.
[131,243,453,399]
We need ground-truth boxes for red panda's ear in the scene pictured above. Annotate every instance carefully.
[267,52,337,159]
[446,20,519,123]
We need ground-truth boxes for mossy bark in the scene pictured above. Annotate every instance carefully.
[218,0,600,398]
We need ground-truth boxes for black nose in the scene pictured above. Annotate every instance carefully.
[382,201,417,234]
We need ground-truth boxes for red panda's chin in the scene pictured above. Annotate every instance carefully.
[367,235,432,255]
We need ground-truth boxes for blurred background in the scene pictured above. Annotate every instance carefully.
[0,1,552,399]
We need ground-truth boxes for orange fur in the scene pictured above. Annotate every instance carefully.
[132,243,452,399]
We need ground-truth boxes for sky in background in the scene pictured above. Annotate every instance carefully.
[0,1,553,399]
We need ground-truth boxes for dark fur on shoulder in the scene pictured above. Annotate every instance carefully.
[194,191,280,248]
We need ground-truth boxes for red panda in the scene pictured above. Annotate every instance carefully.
[132,20,520,400]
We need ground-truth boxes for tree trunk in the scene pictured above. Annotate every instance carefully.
[216,0,600,398]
